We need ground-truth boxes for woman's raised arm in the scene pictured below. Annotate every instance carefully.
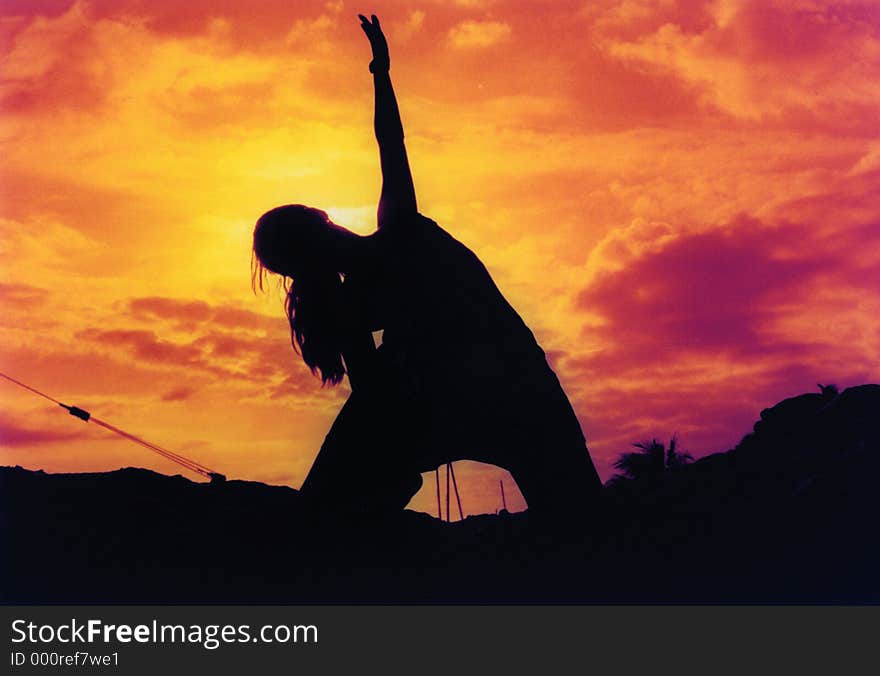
[359,14,417,229]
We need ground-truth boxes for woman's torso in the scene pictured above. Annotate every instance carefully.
[342,214,584,465]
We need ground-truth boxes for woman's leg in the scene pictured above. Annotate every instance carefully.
[506,438,603,519]
[299,387,423,515]
[436,399,603,520]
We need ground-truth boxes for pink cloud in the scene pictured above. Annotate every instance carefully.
[598,0,880,125]
[564,207,880,478]
[160,386,194,402]
[76,328,205,367]
[128,296,279,334]
[575,213,879,376]
[72,309,333,401]
[0,412,92,447]
[0,283,48,310]
[128,297,213,323]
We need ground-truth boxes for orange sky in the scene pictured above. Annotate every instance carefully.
[1,0,879,516]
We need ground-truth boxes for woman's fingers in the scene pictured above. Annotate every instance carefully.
[358,13,387,63]
[359,14,378,37]
[358,13,383,32]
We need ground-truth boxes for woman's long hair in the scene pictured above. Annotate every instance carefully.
[252,206,346,386]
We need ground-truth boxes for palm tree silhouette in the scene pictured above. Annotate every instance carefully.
[817,383,839,399]
[611,435,693,483]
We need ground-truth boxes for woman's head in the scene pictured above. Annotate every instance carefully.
[252,204,347,386]
[252,204,338,279]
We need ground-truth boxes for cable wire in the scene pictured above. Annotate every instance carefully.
[1,370,221,480]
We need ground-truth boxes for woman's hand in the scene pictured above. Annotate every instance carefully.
[359,13,390,73]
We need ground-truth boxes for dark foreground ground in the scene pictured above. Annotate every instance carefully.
[2,385,878,603]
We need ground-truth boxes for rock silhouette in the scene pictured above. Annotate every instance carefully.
[2,384,878,603]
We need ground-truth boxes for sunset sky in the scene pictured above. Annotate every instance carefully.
[1,0,878,516]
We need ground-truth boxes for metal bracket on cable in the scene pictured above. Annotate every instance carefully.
[60,403,91,422]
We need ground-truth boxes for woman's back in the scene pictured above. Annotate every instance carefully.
[351,215,553,392]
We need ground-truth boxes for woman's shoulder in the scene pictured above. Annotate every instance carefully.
[371,213,451,261]
[378,211,444,236]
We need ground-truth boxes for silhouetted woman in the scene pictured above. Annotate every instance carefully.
[253,15,602,517]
